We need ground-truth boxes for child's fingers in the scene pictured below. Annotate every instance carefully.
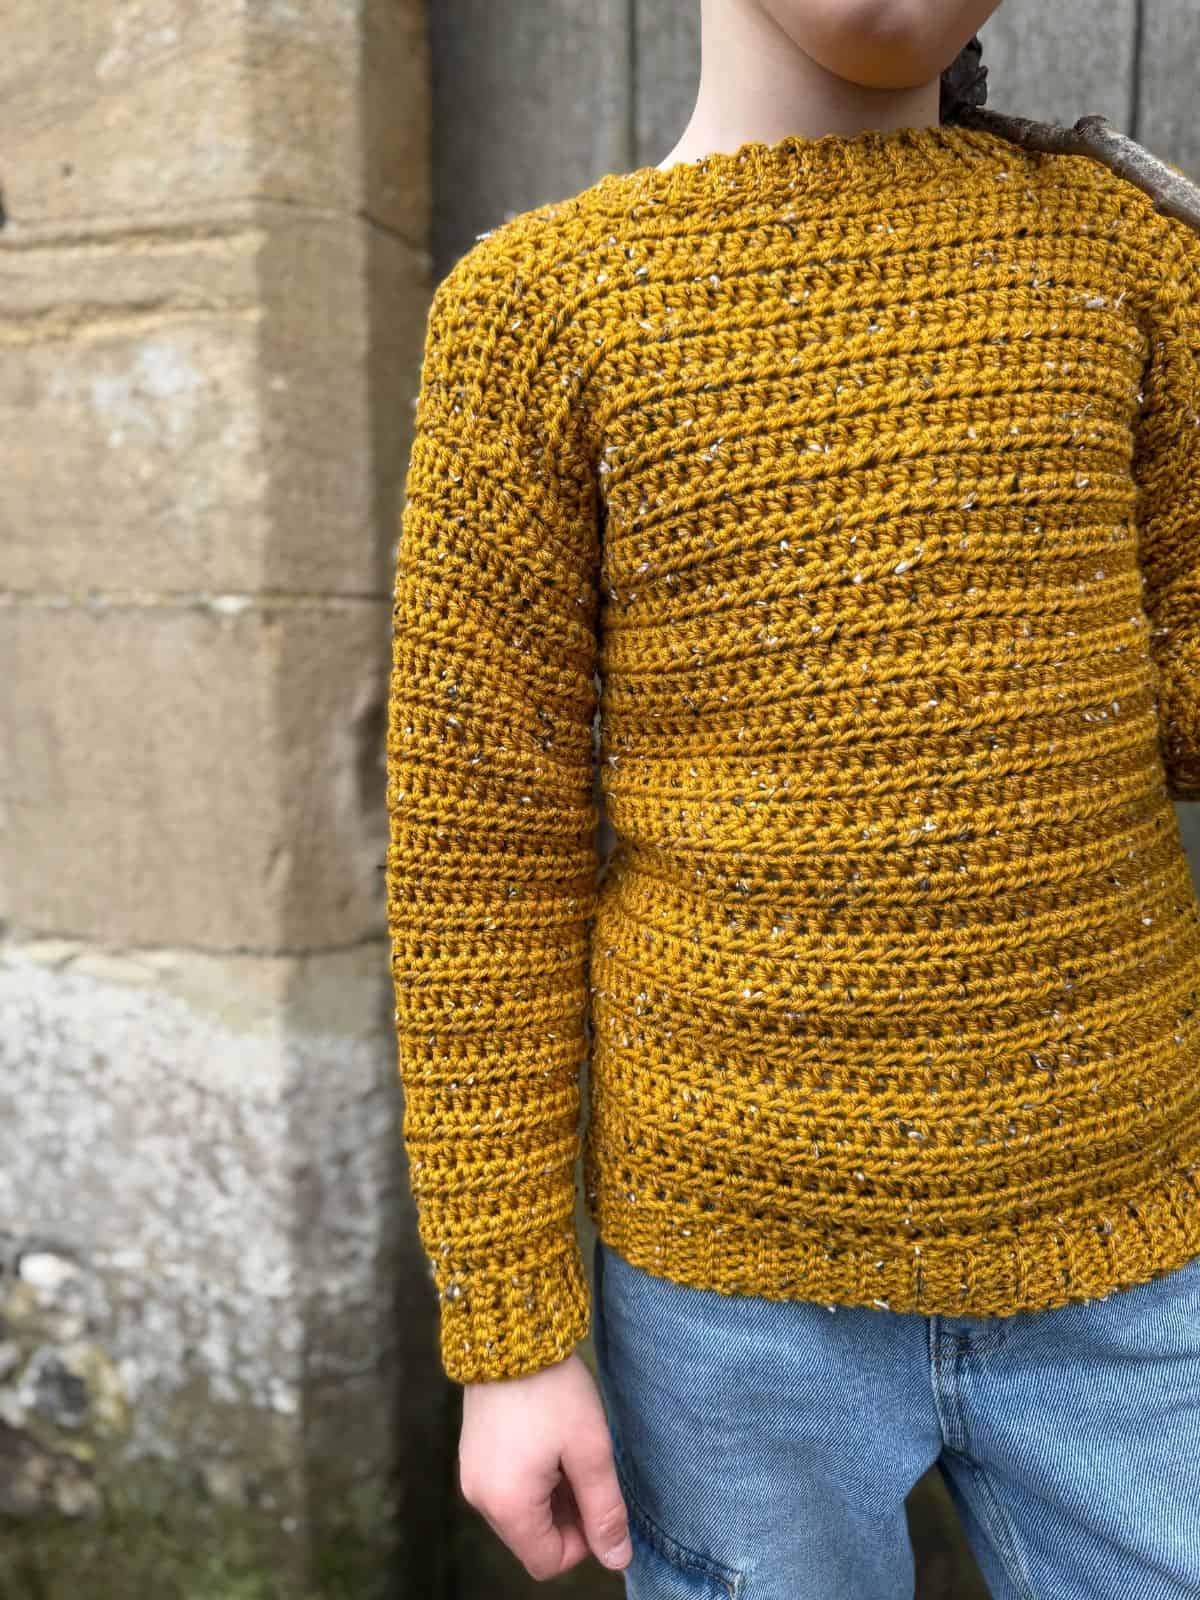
[559,1430,634,1571]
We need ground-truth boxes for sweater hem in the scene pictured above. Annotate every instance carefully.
[584,1157,1200,1320]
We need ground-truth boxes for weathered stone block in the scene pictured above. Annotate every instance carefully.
[0,289,269,595]
[0,217,427,597]
[0,936,445,1596]
[256,214,428,600]
[2,0,426,240]
[0,599,390,950]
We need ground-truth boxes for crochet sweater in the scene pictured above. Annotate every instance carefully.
[386,121,1200,1384]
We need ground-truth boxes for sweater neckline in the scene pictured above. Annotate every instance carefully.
[590,122,1022,205]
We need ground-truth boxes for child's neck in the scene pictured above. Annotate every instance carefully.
[656,4,943,174]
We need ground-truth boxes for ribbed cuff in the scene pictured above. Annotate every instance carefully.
[435,1227,592,1385]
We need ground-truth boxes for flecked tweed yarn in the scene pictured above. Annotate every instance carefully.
[386,121,1200,1385]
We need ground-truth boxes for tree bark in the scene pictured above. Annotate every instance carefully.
[956,106,1200,234]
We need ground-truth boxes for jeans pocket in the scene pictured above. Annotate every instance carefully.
[613,1449,743,1600]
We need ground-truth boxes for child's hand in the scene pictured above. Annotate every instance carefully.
[458,1350,633,1581]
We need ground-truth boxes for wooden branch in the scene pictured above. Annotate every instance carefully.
[954,106,1200,234]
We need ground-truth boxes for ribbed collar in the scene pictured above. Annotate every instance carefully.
[587,122,1023,208]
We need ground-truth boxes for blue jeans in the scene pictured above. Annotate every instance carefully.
[591,1234,1200,1600]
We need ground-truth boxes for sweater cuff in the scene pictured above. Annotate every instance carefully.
[434,1225,592,1385]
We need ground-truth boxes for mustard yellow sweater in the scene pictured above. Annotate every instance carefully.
[386,121,1200,1385]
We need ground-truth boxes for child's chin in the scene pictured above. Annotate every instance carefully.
[768,0,987,95]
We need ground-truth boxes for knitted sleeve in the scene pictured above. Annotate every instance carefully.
[385,248,601,1384]
[1133,209,1200,801]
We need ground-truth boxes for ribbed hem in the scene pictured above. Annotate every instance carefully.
[585,1156,1200,1320]
[435,1227,592,1385]
[587,122,1022,210]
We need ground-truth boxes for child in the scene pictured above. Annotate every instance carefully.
[386,1,1200,1594]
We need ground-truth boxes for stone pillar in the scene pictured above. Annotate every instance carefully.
[0,3,449,1594]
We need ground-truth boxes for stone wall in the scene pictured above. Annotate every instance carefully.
[0,2,449,1594]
